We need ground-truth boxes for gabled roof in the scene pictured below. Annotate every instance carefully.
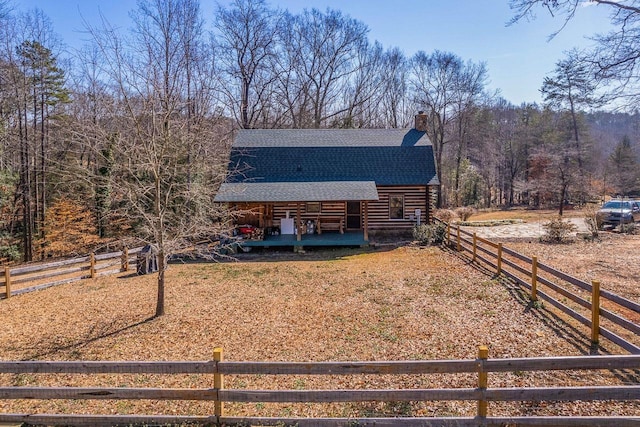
[234,128,432,147]
[215,181,379,203]
[224,128,439,187]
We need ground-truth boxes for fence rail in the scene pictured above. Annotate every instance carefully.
[0,247,143,299]
[0,348,639,426]
[439,219,640,354]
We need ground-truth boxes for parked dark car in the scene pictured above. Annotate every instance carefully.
[597,200,640,227]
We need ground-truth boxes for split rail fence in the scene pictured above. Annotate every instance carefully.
[0,347,639,426]
[0,247,143,299]
[439,219,640,354]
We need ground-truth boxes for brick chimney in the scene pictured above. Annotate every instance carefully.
[415,111,428,132]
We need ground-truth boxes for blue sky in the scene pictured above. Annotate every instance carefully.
[13,0,613,105]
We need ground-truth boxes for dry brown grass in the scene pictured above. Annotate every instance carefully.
[0,244,638,420]
[465,208,640,312]
[503,233,640,322]
[470,208,584,222]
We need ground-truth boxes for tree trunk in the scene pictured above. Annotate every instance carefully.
[20,89,33,262]
[454,153,462,207]
[32,85,39,247]
[40,92,47,252]
[155,252,166,317]
[559,183,567,217]
[241,78,250,129]
[569,100,583,170]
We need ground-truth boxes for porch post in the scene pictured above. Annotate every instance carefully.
[296,202,302,241]
[363,201,369,241]
[258,204,264,228]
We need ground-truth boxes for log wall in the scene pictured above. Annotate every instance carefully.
[231,185,435,231]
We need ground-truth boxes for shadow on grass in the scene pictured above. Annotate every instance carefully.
[23,316,156,360]
[169,243,407,264]
[439,244,640,385]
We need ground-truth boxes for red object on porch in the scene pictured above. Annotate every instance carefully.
[238,225,255,235]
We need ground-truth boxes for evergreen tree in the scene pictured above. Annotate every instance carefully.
[16,39,69,260]
[608,135,640,196]
[541,50,603,183]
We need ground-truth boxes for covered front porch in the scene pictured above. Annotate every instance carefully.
[215,180,379,249]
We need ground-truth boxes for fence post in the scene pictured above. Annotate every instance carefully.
[531,256,538,301]
[447,223,451,246]
[4,266,10,299]
[90,253,96,279]
[121,247,129,272]
[472,233,477,262]
[456,225,461,252]
[591,280,601,344]
[477,345,489,419]
[214,347,224,424]
[496,243,503,275]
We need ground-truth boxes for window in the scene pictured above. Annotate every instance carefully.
[389,195,404,219]
[306,202,321,214]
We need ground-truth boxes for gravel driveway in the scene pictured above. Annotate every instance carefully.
[463,217,589,239]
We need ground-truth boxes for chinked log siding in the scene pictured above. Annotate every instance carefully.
[368,186,427,230]
[232,186,432,231]
[273,201,345,221]
[218,127,440,235]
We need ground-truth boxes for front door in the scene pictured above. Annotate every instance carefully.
[346,201,361,230]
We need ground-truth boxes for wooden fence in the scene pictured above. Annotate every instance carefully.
[440,220,640,354]
[0,348,639,426]
[0,247,143,299]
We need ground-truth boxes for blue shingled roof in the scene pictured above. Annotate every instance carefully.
[234,128,431,147]
[226,128,439,187]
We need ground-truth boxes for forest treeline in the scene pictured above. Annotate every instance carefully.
[0,0,639,265]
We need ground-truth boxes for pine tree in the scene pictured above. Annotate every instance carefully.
[608,135,640,196]
[16,40,70,260]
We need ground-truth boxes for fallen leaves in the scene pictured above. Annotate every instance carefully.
[0,244,637,419]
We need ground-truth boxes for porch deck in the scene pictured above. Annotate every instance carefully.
[238,231,368,248]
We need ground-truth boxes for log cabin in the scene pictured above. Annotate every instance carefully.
[214,113,439,247]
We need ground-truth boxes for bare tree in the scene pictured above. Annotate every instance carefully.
[64,45,116,238]
[410,50,487,205]
[379,47,410,128]
[510,0,640,108]
[410,50,458,196]
[468,98,526,208]
[275,8,369,128]
[215,0,280,129]
[450,61,489,206]
[87,0,230,317]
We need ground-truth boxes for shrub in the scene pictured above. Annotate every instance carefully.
[413,223,446,246]
[541,217,577,243]
[455,206,476,222]
[0,234,20,262]
[619,222,638,234]
[582,204,601,239]
[434,209,455,224]
[38,198,101,258]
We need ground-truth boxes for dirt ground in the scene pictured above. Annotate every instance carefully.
[0,226,638,419]
[462,208,640,303]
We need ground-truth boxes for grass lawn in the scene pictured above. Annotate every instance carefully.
[0,245,637,419]
[469,208,584,222]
